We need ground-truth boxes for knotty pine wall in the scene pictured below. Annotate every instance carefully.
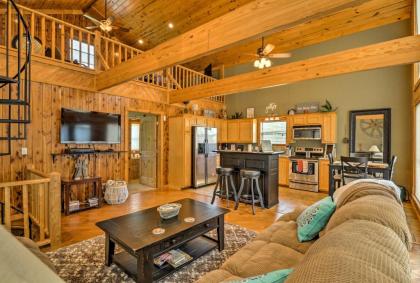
[0,80,223,184]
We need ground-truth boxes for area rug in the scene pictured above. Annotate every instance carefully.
[47,223,256,283]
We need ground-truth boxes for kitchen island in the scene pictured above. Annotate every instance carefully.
[216,150,281,208]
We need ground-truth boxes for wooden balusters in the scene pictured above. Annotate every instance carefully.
[51,20,56,59]
[69,28,74,62]
[60,24,65,62]
[4,187,11,231]
[22,185,29,238]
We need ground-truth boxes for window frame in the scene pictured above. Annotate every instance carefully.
[70,38,95,70]
[259,119,287,146]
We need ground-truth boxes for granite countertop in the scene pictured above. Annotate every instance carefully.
[215,150,284,155]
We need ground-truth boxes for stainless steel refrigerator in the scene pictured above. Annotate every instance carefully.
[192,126,218,188]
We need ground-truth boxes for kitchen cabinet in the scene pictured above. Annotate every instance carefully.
[322,112,337,144]
[278,156,290,186]
[286,112,336,144]
[227,119,257,143]
[227,120,240,143]
[318,159,330,193]
[306,113,322,125]
[286,116,294,144]
[219,120,228,143]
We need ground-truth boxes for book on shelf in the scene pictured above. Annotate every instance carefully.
[168,249,192,268]
[153,249,192,269]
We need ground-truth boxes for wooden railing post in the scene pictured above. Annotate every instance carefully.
[94,30,102,71]
[48,172,61,249]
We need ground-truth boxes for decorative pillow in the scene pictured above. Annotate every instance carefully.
[297,196,336,242]
[229,268,293,283]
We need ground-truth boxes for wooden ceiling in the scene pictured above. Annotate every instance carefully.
[14,0,412,71]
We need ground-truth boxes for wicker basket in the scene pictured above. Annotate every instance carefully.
[104,180,128,205]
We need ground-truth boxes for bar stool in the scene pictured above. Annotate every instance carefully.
[235,169,264,215]
[211,167,237,207]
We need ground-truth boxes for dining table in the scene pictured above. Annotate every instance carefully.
[328,160,391,196]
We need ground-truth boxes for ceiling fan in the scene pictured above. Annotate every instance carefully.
[83,0,130,34]
[249,37,291,69]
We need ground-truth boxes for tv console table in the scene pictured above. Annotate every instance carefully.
[61,177,102,215]
[51,150,128,163]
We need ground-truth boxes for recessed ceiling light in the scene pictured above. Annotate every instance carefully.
[168,22,174,29]
[138,39,144,45]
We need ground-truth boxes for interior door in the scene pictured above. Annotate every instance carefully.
[128,120,141,181]
[140,115,157,187]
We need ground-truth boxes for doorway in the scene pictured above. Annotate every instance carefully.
[128,112,158,190]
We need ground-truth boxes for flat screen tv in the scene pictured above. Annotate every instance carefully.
[60,108,121,144]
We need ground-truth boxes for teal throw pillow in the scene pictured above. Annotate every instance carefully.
[297,196,336,242]
[229,268,293,283]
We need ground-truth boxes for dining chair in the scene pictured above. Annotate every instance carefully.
[350,152,371,159]
[327,153,341,189]
[340,156,369,185]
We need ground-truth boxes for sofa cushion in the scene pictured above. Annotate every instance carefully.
[17,237,57,272]
[325,194,412,249]
[221,240,304,278]
[333,179,401,208]
[276,205,308,222]
[296,197,335,242]
[195,269,243,283]
[255,221,313,254]
[229,268,293,283]
[285,220,411,283]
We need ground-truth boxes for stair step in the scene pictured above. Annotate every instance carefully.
[0,75,17,84]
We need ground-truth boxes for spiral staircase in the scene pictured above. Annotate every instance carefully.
[0,0,31,156]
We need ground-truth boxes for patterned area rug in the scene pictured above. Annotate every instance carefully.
[47,223,256,283]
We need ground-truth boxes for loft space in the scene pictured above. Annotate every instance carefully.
[0,0,420,282]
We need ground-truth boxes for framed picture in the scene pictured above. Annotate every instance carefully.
[246,108,255,118]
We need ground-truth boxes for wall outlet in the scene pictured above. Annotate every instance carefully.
[21,147,28,156]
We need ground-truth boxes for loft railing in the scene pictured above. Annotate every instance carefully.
[0,165,61,248]
[0,1,224,102]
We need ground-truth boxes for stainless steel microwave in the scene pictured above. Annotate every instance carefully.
[293,126,322,140]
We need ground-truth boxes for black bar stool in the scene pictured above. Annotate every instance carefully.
[235,169,264,215]
[211,167,237,207]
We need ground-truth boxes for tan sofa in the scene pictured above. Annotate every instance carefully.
[197,181,412,283]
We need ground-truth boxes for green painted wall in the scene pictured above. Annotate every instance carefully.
[225,21,412,188]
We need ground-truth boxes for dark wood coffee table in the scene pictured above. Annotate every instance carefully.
[96,198,229,283]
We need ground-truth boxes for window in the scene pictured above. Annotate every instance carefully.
[70,39,95,69]
[260,121,287,145]
[131,123,140,151]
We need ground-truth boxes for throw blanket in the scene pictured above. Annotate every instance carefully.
[333,179,401,208]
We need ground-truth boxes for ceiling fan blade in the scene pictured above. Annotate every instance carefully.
[85,26,99,30]
[268,53,292,59]
[83,14,103,25]
[262,43,275,55]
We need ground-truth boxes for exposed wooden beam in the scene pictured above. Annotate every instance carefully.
[185,0,411,71]
[96,0,370,91]
[170,36,420,103]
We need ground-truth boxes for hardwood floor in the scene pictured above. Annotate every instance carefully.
[57,186,420,280]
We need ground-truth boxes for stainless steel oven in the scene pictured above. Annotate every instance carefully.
[293,126,322,140]
[289,158,319,192]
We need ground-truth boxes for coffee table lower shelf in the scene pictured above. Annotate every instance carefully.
[113,236,218,281]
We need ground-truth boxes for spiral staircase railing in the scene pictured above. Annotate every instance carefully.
[0,0,31,156]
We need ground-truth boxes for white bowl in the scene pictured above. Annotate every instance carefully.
[157,203,182,219]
